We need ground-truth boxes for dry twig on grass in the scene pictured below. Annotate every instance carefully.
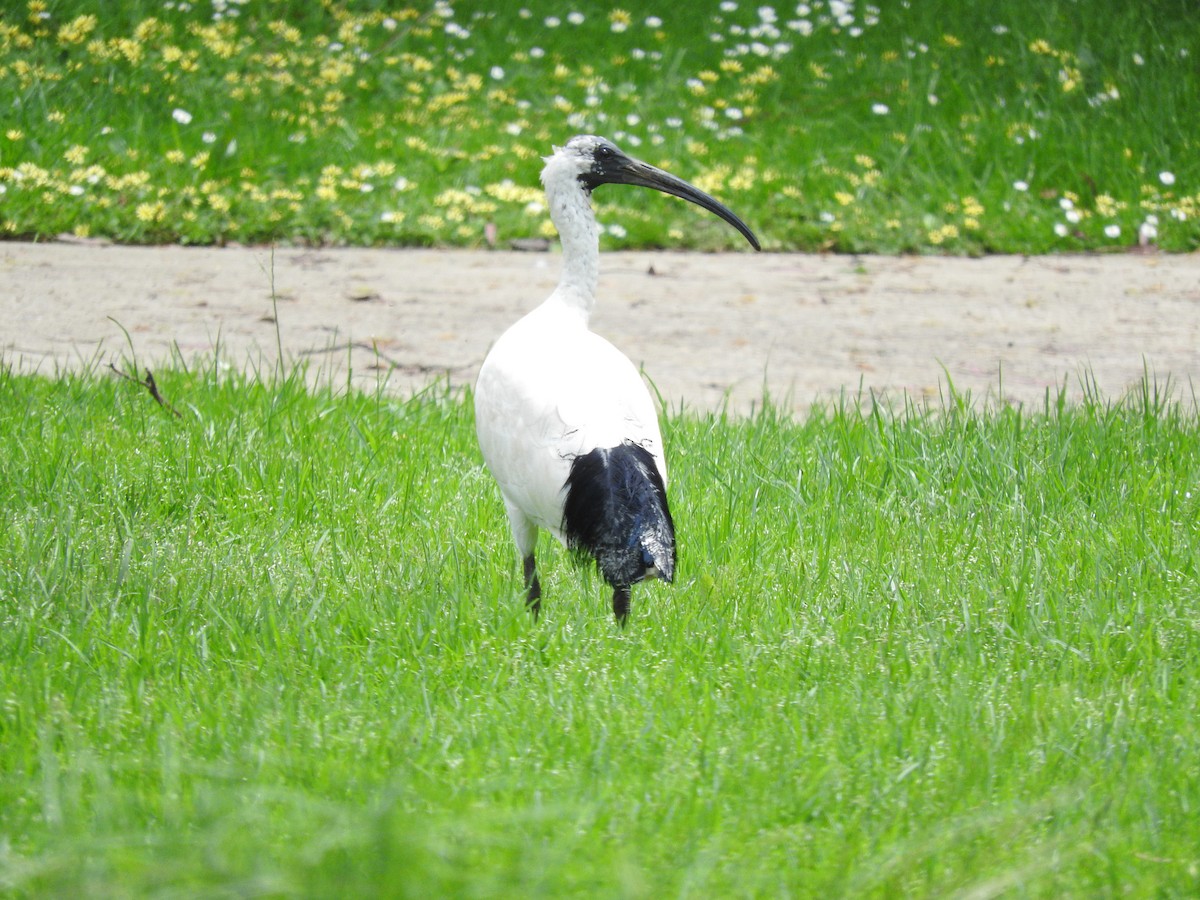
[109,364,183,419]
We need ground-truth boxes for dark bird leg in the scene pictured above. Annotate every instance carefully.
[612,585,631,626]
[523,553,542,618]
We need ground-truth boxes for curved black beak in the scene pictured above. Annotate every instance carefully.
[583,151,761,251]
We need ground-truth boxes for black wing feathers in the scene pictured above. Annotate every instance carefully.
[562,442,676,589]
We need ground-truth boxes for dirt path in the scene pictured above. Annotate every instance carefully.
[3,240,1198,414]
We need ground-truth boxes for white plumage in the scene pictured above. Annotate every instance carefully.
[475,135,759,623]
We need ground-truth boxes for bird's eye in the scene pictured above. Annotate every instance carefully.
[596,146,613,159]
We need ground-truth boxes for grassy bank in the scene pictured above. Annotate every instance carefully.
[1,362,1197,895]
[1,0,1197,251]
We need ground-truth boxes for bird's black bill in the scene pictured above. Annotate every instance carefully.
[587,157,761,251]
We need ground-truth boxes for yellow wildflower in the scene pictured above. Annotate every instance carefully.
[57,14,97,44]
[136,201,165,223]
[112,38,144,64]
[134,18,169,42]
[744,65,779,86]
[268,21,302,43]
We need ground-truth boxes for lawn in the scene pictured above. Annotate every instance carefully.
[0,0,1197,252]
[1,363,1198,896]
[3,1,1200,895]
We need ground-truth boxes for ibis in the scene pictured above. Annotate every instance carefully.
[474,135,760,623]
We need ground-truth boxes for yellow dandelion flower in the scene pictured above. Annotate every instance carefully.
[729,168,756,192]
[165,149,185,164]
[135,201,165,223]
[485,181,543,205]
[46,110,65,124]
[406,54,434,74]
[928,224,959,244]
[57,14,97,45]
[609,9,631,31]
[854,154,876,169]
[698,70,719,83]
[692,166,729,196]
[942,34,962,48]
[112,37,144,64]
[1029,39,1053,55]
[268,20,302,43]
[744,65,779,86]
[835,191,854,207]
[6,130,24,141]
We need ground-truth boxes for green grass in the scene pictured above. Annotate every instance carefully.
[2,359,1198,896]
[1,0,1198,252]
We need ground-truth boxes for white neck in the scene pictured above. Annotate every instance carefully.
[543,172,600,321]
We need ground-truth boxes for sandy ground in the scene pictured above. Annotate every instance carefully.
[3,239,1199,414]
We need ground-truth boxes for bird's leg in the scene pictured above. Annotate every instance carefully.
[612,586,631,626]
[523,553,541,618]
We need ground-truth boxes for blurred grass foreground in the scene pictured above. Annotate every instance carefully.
[0,0,1198,253]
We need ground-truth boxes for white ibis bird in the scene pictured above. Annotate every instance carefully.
[475,135,760,623]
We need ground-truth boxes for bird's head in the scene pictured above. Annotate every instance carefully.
[542,135,761,250]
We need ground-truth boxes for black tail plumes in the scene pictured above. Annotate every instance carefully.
[562,442,676,592]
